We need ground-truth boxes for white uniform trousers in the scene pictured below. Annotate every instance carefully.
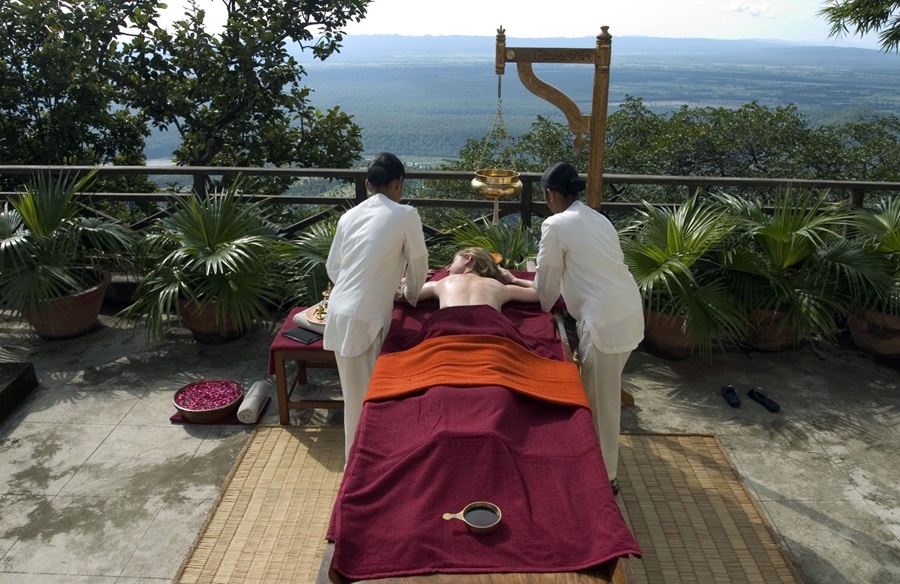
[334,330,383,465]
[578,335,632,481]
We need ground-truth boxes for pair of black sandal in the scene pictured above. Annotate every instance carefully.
[721,385,780,412]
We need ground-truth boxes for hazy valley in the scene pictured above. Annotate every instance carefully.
[146,34,900,164]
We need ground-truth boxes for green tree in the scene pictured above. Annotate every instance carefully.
[604,96,668,176]
[0,0,153,189]
[835,115,900,182]
[632,102,821,179]
[516,115,590,173]
[819,0,900,51]
[117,0,368,194]
[602,98,851,203]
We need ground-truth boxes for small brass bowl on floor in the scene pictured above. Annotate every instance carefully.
[471,169,522,199]
[442,501,502,534]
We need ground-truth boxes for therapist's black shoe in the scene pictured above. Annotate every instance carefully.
[610,478,620,496]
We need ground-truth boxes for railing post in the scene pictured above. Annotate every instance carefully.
[520,179,534,229]
[849,188,865,208]
[355,177,368,204]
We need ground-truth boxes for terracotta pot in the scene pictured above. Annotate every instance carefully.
[745,308,794,352]
[177,299,245,344]
[849,308,900,359]
[642,311,697,360]
[24,271,111,339]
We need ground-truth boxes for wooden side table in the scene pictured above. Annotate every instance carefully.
[268,307,341,424]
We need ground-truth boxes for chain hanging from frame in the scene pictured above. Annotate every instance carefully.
[471,73,522,225]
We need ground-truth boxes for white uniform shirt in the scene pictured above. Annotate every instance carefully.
[323,193,428,357]
[534,200,644,354]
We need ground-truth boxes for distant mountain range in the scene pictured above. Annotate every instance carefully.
[146,35,900,163]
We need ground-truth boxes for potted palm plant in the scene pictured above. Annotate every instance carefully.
[621,196,746,359]
[118,179,298,343]
[845,196,900,359]
[290,212,339,307]
[0,169,135,339]
[713,189,883,351]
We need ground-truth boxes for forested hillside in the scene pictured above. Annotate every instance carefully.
[146,35,900,163]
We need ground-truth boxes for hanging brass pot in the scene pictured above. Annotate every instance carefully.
[471,169,522,199]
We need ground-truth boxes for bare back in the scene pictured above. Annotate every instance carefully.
[419,273,538,311]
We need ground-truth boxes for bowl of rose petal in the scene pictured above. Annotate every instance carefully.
[173,378,244,423]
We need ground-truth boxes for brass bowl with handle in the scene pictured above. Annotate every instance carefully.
[442,501,502,535]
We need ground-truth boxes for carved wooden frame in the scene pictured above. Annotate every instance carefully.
[495,26,612,208]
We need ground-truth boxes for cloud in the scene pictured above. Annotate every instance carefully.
[721,1,784,18]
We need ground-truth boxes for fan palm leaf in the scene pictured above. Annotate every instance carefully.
[622,197,745,355]
[0,169,135,312]
[119,178,298,340]
[844,196,900,314]
[290,213,339,306]
[713,188,877,343]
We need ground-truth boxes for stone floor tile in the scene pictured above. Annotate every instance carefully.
[117,383,187,427]
[0,494,162,577]
[118,495,217,579]
[819,434,900,502]
[0,495,46,559]
[728,438,862,502]
[0,574,117,584]
[869,499,900,545]
[0,423,115,496]
[761,497,900,584]
[57,425,218,499]
[16,379,145,426]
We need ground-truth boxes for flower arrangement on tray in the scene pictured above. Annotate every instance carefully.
[173,378,244,424]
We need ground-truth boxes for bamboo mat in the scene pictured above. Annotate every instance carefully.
[617,434,800,583]
[174,428,800,584]
[175,427,344,584]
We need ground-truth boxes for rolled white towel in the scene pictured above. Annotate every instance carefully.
[237,379,274,424]
[293,310,325,334]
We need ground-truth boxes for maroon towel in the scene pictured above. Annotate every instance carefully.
[326,301,641,580]
[267,307,324,374]
[328,385,640,579]
[381,304,564,360]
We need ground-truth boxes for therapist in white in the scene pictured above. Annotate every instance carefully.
[533,162,644,496]
[324,152,429,464]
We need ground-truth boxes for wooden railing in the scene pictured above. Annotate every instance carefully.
[3,165,899,235]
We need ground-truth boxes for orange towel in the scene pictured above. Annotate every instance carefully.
[366,334,590,409]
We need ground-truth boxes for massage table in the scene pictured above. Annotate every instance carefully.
[323,271,641,583]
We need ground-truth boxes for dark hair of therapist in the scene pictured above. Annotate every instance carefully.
[367,152,405,190]
[541,162,586,211]
[534,162,645,497]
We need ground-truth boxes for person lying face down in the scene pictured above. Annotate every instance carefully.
[415,247,538,311]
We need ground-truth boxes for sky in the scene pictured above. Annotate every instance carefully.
[163,0,884,49]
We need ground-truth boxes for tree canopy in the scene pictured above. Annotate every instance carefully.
[440,96,900,206]
[0,1,152,168]
[819,0,900,52]
[1,0,370,194]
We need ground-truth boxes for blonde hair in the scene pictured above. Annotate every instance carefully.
[457,247,502,281]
